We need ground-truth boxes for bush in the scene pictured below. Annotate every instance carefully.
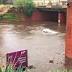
[23,2,35,16]
[13,0,35,17]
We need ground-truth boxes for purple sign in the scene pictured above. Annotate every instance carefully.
[6,50,28,69]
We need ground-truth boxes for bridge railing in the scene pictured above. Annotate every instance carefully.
[33,0,67,8]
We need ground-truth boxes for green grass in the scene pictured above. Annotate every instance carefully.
[3,13,16,20]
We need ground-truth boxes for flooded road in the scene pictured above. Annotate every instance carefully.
[0,22,65,72]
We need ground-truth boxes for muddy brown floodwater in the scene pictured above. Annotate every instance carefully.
[0,22,65,72]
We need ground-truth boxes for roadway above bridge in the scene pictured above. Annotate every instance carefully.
[37,7,66,12]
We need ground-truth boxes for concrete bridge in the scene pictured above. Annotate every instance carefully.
[31,7,66,25]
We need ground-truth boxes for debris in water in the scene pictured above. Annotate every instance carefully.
[28,65,36,69]
[42,28,59,35]
[49,60,54,63]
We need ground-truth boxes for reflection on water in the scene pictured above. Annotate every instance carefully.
[0,22,65,72]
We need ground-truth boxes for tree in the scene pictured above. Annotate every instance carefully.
[13,0,35,17]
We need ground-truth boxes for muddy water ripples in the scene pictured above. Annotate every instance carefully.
[0,23,65,72]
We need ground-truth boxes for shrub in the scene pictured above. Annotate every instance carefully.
[13,0,35,17]
[23,2,35,16]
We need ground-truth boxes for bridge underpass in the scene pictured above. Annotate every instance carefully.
[32,7,66,27]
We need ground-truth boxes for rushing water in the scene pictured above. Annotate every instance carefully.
[0,22,65,72]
